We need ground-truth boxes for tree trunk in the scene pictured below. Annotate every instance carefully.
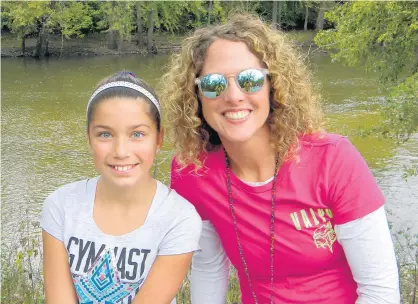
[147,9,154,54]
[304,5,309,31]
[34,35,41,58]
[33,20,45,58]
[272,1,277,27]
[118,32,123,54]
[278,1,283,28]
[60,34,64,57]
[136,3,144,49]
[44,0,54,57]
[21,36,26,54]
[108,30,118,49]
[208,0,213,25]
[108,2,118,49]
[44,31,50,57]
[316,2,326,31]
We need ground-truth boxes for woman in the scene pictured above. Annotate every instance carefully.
[162,14,400,304]
[41,71,202,304]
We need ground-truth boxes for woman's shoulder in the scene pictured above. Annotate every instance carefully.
[171,148,224,177]
[298,132,356,157]
[299,132,348,147]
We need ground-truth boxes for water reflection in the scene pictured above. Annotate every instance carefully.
[1,54,417,246]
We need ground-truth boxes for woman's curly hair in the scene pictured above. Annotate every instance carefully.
[161,13,323,170]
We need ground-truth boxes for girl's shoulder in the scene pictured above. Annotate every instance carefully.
[45,176,98,208]
[156,181,201,219]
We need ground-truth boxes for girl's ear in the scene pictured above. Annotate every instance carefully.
[86,128,93,154]
[157,127,164,152]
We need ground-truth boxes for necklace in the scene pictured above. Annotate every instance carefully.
[225,151,279,304]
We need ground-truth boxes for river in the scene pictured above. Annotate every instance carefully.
[1,53,417,247]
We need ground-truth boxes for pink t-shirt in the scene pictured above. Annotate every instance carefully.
[171,133,385,304]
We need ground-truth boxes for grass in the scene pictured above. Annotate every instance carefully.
[2,209,417,304]
[2,156,417,303]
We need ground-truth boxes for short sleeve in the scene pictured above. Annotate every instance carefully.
[40,192,65,242]
[158,202,202,256]
[328,137,385,225]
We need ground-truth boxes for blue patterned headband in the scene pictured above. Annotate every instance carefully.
[86,81,161,117]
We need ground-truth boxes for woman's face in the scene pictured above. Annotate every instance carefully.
[87,97,162,189]
[198,39,271,146]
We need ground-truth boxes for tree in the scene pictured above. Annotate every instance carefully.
[271,1,284,29]
[96,1,135,53]
[51,1,92,56]
[1,2,49,55]
[304,3,309,31]
[139,1,200,53]
[146,2,156,54]
[278,1,283,27]
[315,1,335,31]
[208,0,213,25]
[272,1,277,27]
[135,2,144,49]
[303,1,317,31]
[315,1,418,141]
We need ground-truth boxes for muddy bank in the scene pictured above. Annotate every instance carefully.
[1,31,316,59]
[1,33,182,58]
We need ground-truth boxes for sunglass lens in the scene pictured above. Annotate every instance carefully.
[199,74,227,98]
[237,69,265,93]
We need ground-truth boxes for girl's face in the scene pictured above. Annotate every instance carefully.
[199,39,271,146]
[87,97,162,189]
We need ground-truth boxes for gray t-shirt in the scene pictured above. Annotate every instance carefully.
[41,176,202,304]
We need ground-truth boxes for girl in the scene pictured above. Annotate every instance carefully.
[162,13,400,304]
[41,71,202,304]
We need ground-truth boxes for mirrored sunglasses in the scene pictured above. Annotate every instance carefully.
[195,68,269,99]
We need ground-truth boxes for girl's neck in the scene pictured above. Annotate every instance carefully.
[221,125,277,182]
[96,175,156,208]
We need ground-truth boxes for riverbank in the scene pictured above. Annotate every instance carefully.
[1,30,317,58]
[1,32,184,58]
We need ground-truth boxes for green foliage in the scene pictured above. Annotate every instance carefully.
[96,1,135,39]
[393,226,418,304]
[315,2,418,83]
[385,73,418,141]
[180,1,215,29]
[51,1,92,39]
[2,0,323,48]
[1,213,44,304]
[402,161,418,180]
[1,2,50,38]
[315,2,418,140]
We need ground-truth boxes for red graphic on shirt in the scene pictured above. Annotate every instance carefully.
[313,222,337,253]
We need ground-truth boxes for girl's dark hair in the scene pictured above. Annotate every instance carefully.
[87,71,161,131]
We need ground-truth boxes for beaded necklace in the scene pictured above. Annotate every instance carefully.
[224,151,279,304]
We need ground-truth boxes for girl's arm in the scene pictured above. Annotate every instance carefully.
[191,221,230,304]
[133,193,203,304]
[133,252,193,304]
[335,206,400,304]
[42,230,78,304]
[133,221,230,304]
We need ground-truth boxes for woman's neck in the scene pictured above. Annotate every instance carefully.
[96,175,156,208]
[221,125,277,182]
